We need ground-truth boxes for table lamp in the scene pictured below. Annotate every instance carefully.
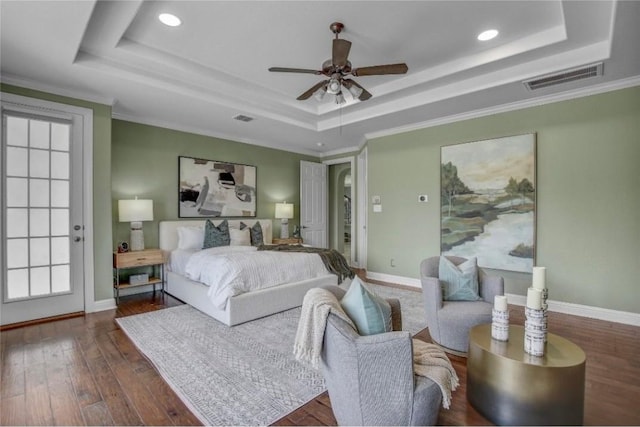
[275,202,294,239]
[119,198,154,251]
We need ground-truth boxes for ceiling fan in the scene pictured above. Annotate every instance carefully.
[269,22,408,103]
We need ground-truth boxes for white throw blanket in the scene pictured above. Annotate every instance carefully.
[412,339,460,409]
[293,288,355,369]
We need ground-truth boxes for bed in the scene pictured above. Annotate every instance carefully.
[159,219,346,326]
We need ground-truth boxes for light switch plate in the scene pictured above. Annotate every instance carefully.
[372,195,381,204]
[373,204,382,213]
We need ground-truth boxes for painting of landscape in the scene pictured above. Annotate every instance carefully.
[440,134,536,272]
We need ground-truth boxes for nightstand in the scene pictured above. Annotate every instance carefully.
[113,248,165,304]
[272,237,303,245]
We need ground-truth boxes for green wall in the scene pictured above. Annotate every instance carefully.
[1,84,114,301]
[367,86,640,312]
[111,120,318,248]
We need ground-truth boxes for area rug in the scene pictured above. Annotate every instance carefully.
[116,283,425,426]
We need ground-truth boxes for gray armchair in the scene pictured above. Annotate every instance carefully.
[320,285,442,426]
[420,256,504,356]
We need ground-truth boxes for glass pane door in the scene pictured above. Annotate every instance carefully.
[4,115,72,301]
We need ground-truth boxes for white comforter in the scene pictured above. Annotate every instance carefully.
[183,246,330,309]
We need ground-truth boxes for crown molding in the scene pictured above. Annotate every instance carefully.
[320,145,361,159]
[365,75,640,141]
[111,112,321,157]
[1,74,116,106]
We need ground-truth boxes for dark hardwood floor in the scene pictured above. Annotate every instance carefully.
[2,284,639,426]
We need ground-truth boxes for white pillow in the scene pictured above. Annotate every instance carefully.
[177,226,204,250]
[259,221,271,244]
[230,227,251,246]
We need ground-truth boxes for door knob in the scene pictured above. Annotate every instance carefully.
[74,225,82,230]
[73,236,82,242]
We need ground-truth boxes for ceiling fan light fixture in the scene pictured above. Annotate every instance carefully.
[347,84,363,99]
[313,87,327,101]
[327,78,341,94]
[159,13,182,27]
[335,92,346,104]
[477,29,498,41]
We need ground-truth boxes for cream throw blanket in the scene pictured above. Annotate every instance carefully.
[412,339,460,409]
[293,288,355,369]
[293,287,459,409]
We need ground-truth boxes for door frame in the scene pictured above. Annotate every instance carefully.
[1,92,94,321]
[357,147,367,270]
[323,156,356,267]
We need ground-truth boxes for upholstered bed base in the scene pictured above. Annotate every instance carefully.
[159,219,345,326]
[165,271,339,326]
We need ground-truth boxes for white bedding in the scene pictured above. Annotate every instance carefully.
[169,249,199,276]
[183,246,330,309]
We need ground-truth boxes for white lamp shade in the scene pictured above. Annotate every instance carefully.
[118,199,154,222]
[275,202,294,219]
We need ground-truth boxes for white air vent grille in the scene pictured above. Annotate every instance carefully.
[524,62,603,91]
[233,114,254,122]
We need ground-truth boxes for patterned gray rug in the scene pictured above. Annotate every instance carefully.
[116,283,426,426]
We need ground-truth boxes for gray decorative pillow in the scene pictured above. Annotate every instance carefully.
[241,221,263,246]
[202,219,230,249]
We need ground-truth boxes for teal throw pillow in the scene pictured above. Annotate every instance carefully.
[340,277,392,336]
[439,256,481,301]
[202,219,230,248]
[241,221,263,246]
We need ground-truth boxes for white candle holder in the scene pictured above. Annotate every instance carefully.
[491,308,509,341]
[524,307,546,357]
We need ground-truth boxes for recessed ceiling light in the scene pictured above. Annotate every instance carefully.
[316,142,325,147]
[477,29,498,41]
[159,13,181,27]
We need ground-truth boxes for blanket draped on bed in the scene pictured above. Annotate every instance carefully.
[259,244,354,283]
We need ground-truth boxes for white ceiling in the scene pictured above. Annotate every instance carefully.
[2,1,639,156]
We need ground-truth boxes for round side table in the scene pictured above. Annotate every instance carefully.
[467,324,586,426]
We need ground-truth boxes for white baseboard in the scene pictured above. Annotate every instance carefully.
[86,284,161,313]
[505,293,640,327]
[366,271,421,288]
[88,298,116,313]
[367,271,640,327]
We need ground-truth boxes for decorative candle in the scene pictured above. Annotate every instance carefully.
[494,295,508,312]
[526,287,542,309]
[532,266,546,290]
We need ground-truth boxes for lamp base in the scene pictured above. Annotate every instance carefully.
[130,229,145,251]
[280,219,289,239]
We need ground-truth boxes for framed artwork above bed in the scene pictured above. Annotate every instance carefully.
[178,156,257,218]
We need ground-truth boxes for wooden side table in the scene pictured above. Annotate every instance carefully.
[113,249,165,304]
[272,237,303,245]
[467,323,586,425]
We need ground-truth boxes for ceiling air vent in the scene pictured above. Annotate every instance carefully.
[524,62,603,91]
[233,114,254,122]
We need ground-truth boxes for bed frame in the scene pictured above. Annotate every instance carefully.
[159,219,342,326]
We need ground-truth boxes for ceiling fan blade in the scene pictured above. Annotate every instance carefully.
[332,39,352,68]
[269,67,323,75]
[343,79,372,101]
[297,80,328,100]
[352,63,408,76]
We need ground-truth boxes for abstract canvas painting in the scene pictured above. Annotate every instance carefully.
[440,134,536,272]
[179,156,256,218]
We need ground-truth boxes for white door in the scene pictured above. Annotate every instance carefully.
[300,160,327,248]
[1,102,85,325]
